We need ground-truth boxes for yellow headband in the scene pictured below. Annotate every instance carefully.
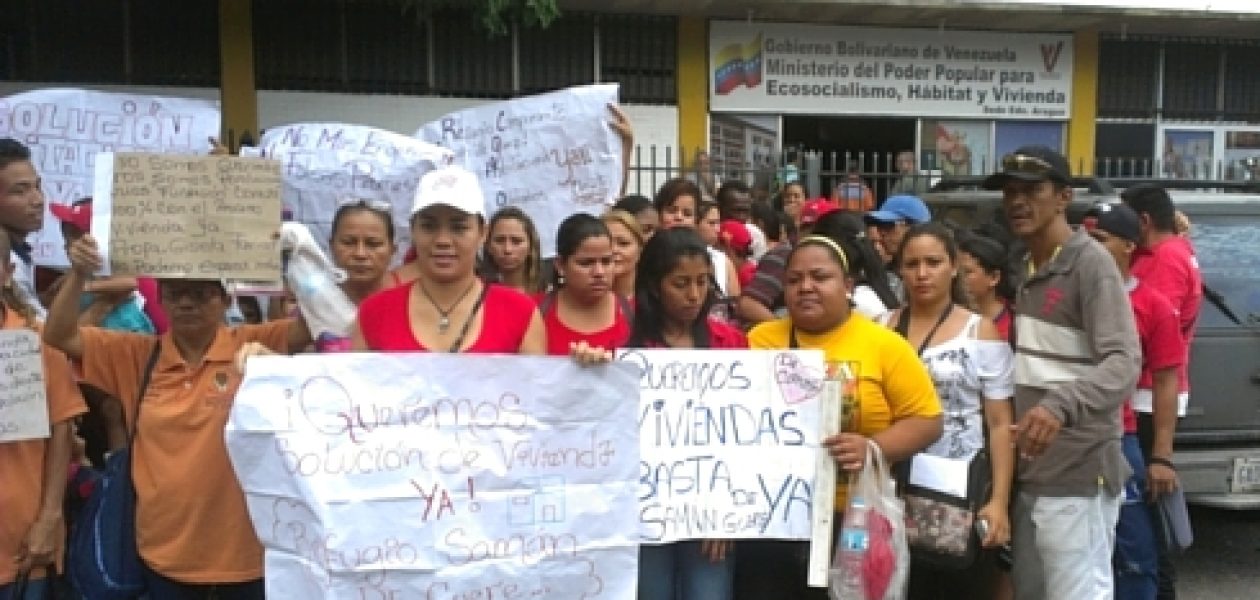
[799,235,850,274]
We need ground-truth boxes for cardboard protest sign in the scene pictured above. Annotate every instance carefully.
[258,123,452,264]
[617,348,827,543]
[90,153,283,280]
[227,354,640,600]
[417,84,624,257]
[0,330,50,443]
[0,88,220,266]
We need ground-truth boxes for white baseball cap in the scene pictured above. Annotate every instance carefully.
[411,165,486,219]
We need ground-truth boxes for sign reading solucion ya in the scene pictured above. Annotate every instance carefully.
[0,89,220,267]
[227,354,640,600]
[711,21,1073,119]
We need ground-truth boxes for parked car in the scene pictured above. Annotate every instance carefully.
[922,180,1260,509]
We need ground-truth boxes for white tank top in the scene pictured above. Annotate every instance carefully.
[707,246,729,296]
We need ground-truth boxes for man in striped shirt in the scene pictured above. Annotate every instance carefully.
[984,146,1140,600]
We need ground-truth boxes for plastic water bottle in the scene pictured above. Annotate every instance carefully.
[832,496,868,600]
[280,223,357,352]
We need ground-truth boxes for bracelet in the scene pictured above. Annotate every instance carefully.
[1147,457,1176,470]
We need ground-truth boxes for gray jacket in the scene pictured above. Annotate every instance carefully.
[1012,229,1140,497]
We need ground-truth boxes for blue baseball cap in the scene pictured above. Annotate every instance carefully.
[866,195,931,225]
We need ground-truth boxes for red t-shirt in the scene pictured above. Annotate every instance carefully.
[993,302,1013,344]
[639,317,748,349]
[538,293,632,356]
[1123,280,1186,433]
[703,318,748,349]
[1131,236,1201,394]
[737,261,757,290]
[357,283,537,353]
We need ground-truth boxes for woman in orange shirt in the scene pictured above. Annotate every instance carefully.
[0,229,86,600]
[43,234,311,599]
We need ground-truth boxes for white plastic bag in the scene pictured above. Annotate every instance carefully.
[830,440,909,600]
[279,222,357,352]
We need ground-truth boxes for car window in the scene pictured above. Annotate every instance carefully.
[1189,215,1260,329]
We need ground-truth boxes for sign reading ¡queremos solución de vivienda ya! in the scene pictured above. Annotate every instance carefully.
[710,21,1073,119]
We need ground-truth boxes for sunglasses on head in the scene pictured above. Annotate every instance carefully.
[1001,154,1064,180]
[337,198,393,213]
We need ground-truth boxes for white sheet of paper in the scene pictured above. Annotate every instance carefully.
[227,354,641,600]
[0,88,220,267]
[908,453,972,499]
[0,330,50,443]
[417,84,624,257]
[618,348,826,543]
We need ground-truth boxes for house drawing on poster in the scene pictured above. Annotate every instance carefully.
[508,476,567,526]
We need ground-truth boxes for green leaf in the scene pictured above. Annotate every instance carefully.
[367,0,561,37]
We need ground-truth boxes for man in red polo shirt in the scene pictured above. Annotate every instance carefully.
[1121,185,1199,600]
[1085,202,1185,600]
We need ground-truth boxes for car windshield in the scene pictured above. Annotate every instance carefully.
[1189,215,1260,329]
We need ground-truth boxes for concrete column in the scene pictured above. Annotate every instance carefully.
[219,0,259,150]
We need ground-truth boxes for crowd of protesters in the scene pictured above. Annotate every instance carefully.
[0,115,1201,600]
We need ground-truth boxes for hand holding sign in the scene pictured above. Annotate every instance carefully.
[66,235,104,278]
[823,432,870,473]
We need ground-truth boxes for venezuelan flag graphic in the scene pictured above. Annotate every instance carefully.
[714,34,763,95]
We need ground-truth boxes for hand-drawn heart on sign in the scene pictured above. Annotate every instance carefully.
[773,353,824,405]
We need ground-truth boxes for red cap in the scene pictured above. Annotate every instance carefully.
[799,198,838,225]
[50,201,92,232]
[719,219,751,254]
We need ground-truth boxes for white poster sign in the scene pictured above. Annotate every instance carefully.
[417,84,624,257]
[710,21,1073,119]
[0,330,49,443]
[258,123,452,263]
[227,354,641,600]
[618,349,827,543]
[0,88,220,266]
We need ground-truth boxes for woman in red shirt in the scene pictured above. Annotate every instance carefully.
[958,234,1015,342]
[353,166,545,354]
[626,227,744,600]
[539,214,632,356]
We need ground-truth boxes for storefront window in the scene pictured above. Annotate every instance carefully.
[1161,129,1215,179]
[1224,131,1260,182]
[995,122,1065,163]
[921,121,992,178]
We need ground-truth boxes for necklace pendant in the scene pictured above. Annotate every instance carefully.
[439,316,450,333]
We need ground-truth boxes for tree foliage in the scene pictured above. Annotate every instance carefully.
[377,0,562,36]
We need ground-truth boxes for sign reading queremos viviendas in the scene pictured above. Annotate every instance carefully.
[710,21,1073,119]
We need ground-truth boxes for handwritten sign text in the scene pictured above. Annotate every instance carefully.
[227,354,640,599]
[0,330,49,443]
[93,153,282,280]
[617,349,826,543]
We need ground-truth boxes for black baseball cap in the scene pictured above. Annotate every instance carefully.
[1083,202,1141,243]
[982,145,1072,190]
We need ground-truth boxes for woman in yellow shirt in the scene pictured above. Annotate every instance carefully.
[735,233,943,600]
